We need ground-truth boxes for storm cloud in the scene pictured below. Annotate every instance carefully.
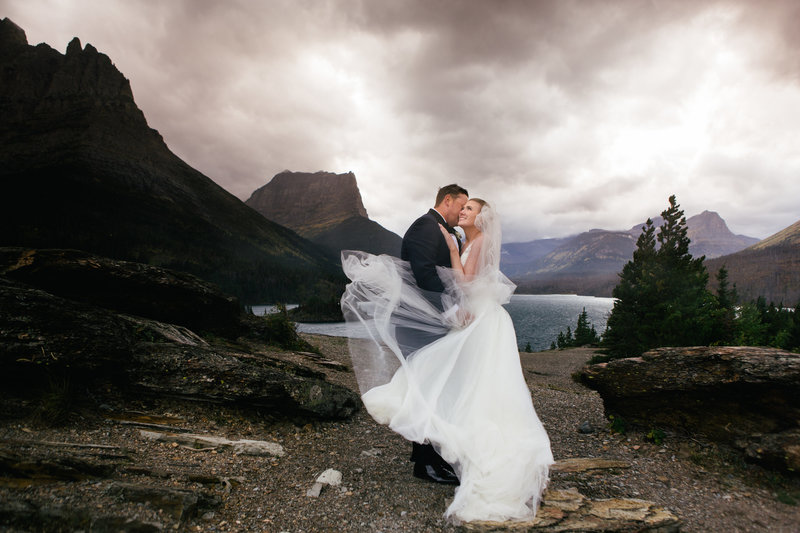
[6,0,799,241]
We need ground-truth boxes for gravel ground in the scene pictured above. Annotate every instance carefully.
[1,335,798,532]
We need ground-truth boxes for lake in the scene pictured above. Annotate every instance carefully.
[253,294,614,352]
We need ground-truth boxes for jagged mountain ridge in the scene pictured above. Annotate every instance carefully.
[246,171,401,256]
[0,18,343,302]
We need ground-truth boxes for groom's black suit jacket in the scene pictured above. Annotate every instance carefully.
[401,208,454,297]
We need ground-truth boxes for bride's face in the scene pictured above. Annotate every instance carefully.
[457,200,482,229]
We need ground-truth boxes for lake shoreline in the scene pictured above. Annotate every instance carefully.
[277,294,615,352]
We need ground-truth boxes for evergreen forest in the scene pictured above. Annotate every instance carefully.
[552,196,800,359]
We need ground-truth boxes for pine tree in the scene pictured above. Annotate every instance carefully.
[603,195,719,358]
[603,217,658,356]
[654,195,715,348]
[556,331,566,349]
[574,307,599,346]
[713,266,737,344]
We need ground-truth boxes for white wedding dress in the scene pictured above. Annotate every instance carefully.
[341,205,552,524]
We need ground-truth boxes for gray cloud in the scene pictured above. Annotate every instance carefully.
[5,0,799,242]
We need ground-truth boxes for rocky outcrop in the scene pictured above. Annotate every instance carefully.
[0,18,343,303]
[0,247,360,420]
[578,346,800,474]
[0,247,242,337]
[246,171,402,256]
[463,488,680,532]
[247,171,368,232]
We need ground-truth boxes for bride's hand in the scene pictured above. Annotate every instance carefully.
[438,224,458,253]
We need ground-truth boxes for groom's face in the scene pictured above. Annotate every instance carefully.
[443,194,468,226]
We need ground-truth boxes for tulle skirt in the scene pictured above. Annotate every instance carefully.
[341,251,553,523]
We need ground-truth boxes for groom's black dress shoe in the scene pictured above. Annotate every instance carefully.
[413,461,459,485]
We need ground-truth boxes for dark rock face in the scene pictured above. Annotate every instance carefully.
[0,18,343,303]
[579,346,800,473]
[246,171,401,256]
[0,247,242,337]
[0,249,359,420]
[1,277,139,386]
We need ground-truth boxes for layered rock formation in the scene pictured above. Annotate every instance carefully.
[0,247,359,420]
[247,171,367,233]
[0,18,342,303]
[578,346,800,474]
[1,248,242,336]
[246,171,401,256]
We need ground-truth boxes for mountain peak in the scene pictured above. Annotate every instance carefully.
[0,18,27,52]
[246,170,368,235]
[1,20,342,302]
[66,36,82,55]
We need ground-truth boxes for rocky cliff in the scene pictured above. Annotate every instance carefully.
[246,171,401,256]
[247,171,367,233]
[0,19,342,303]
[630,211,760,260]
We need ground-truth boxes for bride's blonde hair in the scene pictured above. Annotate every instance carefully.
[470,198,488,209]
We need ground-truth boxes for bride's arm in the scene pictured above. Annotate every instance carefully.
[437,226,484,281]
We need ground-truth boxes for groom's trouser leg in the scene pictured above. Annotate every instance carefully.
[395,326,452,470]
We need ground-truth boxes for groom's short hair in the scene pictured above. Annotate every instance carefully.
[435,184,468,206]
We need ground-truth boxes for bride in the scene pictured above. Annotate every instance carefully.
[341,199,553,524]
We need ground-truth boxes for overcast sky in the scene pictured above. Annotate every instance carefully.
[5,0,800,242]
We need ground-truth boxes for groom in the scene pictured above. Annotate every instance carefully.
[399,183,468,485]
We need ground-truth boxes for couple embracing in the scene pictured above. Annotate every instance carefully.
[341,184,553,524]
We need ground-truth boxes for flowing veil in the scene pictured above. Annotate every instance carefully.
[339,252,461,396]
[340,200,514,401]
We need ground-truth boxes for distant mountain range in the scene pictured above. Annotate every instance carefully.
[2,18,795,306]
[246,171,401,256]
[504,211,762,297]
[0,18,342,303]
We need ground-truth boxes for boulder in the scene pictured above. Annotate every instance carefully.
[0,276,359,420]
[0,248,242,337]
[579,346,800,473]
